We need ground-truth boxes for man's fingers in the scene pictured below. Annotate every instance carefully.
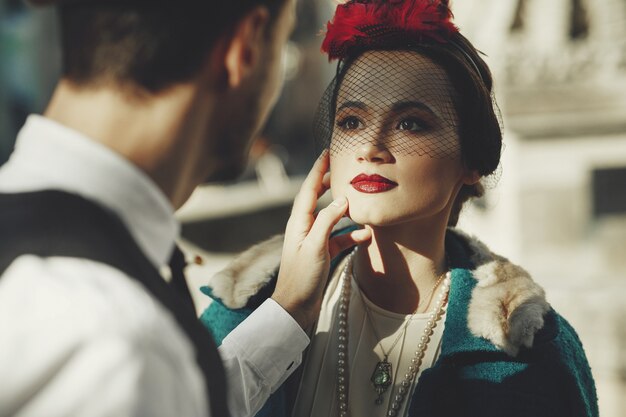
[320,172,331,198]
[306,197,349,248]
[291,151,329,217]
[329,229,372,259]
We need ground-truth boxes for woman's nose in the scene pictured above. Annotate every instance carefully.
[356,142,394,164]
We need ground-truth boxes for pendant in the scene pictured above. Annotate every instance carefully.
[370,358,393,405]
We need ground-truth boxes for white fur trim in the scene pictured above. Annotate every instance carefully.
[468,257,550,356]
[208,229,550,356]
[207,235,283,309]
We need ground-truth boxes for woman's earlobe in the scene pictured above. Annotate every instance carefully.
[463,170,481,185]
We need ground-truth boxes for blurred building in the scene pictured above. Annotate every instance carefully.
[1,1,625,414]
[455,1,626,416]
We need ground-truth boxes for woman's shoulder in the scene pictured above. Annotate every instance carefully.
[197,234,283,342]
[451,227,592,361]
[426,229,598,416]
[200,235,283,311]
[446,229,594,362]
[200,221,359,313]
[444,228,552,356]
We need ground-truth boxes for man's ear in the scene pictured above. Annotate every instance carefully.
[222,6,270,88]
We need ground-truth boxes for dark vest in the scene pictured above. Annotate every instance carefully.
[0,190,229,417]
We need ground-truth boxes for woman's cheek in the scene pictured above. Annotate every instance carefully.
[330,181,347,203]
[329,169,342,199]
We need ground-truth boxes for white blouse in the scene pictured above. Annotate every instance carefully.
[293,255,447,417]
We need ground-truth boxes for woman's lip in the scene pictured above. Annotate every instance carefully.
[350,174,398,194]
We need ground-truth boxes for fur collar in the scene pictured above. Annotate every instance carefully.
[206,229,550,357]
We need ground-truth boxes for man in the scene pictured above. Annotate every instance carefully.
[0,1,371,416]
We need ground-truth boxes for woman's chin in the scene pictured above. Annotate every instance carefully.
[348,210,395,227]
[348,208,435,229]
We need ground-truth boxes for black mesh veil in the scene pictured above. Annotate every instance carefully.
[314,0,504,194]
[313,49,461,159]
[313,46,503,187]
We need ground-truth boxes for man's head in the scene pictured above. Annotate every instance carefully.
[27,1,287,92]
[32,0,295,191]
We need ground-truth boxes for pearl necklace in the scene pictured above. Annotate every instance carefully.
[335,251,451,417]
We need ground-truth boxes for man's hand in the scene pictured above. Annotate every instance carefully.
[271,151,372,330]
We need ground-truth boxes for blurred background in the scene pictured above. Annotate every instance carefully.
[1,0,625,415]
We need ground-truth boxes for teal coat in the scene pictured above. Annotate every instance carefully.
[200,229,598,417]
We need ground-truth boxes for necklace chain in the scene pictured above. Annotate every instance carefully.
[356,269,448,360]
[336,250,451,417]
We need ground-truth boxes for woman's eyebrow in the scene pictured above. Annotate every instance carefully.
[337,101,367,112]
[391,101,439,119]
[337,100,441,119]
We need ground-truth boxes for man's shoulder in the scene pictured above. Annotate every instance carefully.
[0,255,185,341]
[0,256,208,416]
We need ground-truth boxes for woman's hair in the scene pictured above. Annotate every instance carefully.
[317,0,502,226]
[414,33,502,226]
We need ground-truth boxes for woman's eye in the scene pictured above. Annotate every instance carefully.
[397,119,425,132]
[337,116,363,130]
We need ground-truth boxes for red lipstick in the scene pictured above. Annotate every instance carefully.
[350,174,398,194]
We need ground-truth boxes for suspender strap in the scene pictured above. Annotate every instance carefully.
[168,244,197,308]
[0,190,229,417]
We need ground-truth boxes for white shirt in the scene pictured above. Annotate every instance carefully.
[0,115,309,417]
[293,256,446,417]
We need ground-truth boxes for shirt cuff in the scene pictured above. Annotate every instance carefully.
[221,298,310,387]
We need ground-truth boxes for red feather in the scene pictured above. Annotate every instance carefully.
[321,0,459,60]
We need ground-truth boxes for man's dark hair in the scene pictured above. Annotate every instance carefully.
[58,1,286,93]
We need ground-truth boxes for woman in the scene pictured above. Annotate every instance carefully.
[199,1,598,416]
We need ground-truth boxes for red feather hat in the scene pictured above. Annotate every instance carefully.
[321,0,459,61]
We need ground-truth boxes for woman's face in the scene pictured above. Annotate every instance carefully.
[330,50,476,226]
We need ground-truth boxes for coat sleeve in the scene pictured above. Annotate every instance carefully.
[199,286,254,345]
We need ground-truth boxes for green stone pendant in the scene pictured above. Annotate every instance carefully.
[371,358,393,405]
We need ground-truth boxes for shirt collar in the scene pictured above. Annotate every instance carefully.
[0,115,179,268]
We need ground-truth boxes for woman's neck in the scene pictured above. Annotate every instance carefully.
[353,217,449,314]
